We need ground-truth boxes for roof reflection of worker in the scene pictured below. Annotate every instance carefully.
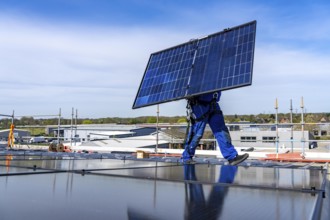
[6,154,13,173]
[184,164,238,220]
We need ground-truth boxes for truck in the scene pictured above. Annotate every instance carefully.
[29,136,45,143]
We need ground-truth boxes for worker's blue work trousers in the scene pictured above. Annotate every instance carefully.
[182,111,238,161]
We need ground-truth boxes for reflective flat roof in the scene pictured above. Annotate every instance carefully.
[0,150,329,220]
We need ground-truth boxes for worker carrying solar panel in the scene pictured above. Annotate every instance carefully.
[181,91,248,165]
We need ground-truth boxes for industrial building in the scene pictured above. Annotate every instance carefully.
[46,124,157,142]
[43,123,318,154]
[0,129,30,143]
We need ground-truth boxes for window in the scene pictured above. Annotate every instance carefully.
[241,136,256,142]
[313,130,319,136]
[321,130,327,136]
[262,136,276,143]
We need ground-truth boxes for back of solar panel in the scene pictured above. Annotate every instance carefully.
[133,20,257,109]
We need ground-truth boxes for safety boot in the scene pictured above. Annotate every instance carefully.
[228,153,249,165]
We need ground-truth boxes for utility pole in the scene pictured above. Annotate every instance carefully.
[156,105,159,154]
[70,107,74,147]
[57,108,61,144]
[290,99,293,152]
[75,109,78,146]
[300,97,305,158]
[275,98,279,158]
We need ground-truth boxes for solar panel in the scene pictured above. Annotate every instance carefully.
[133,20,257,109]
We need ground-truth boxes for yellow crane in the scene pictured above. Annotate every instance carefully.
[0,112,14,149]
[7,123,15,148]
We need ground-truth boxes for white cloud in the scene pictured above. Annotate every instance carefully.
[0,14,197,118]
[1,3,330,119]
[256,44,330,78]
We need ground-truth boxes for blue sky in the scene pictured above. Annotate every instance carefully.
[0,0,330,118]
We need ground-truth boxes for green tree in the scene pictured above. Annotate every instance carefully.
[82,119,93,124]
[146,117,157,123]
[20,116,35,125]
[177,118,187,123]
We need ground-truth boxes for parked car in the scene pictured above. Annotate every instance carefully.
[29,136,45,143]
[309,141,318,149]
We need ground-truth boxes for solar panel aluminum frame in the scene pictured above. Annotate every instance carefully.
[133,20,257,109]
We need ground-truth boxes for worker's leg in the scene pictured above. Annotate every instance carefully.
[209,109,237,160]
[183,164,206,217]
[182,119,207,161]
[205,165,237,218]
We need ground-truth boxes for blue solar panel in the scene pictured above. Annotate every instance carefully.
[133,21,257,109]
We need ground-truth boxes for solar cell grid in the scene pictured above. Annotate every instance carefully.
[133,20,256,109]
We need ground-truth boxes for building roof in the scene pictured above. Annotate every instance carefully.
[72,132,171,152]
[0,150,329,219]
